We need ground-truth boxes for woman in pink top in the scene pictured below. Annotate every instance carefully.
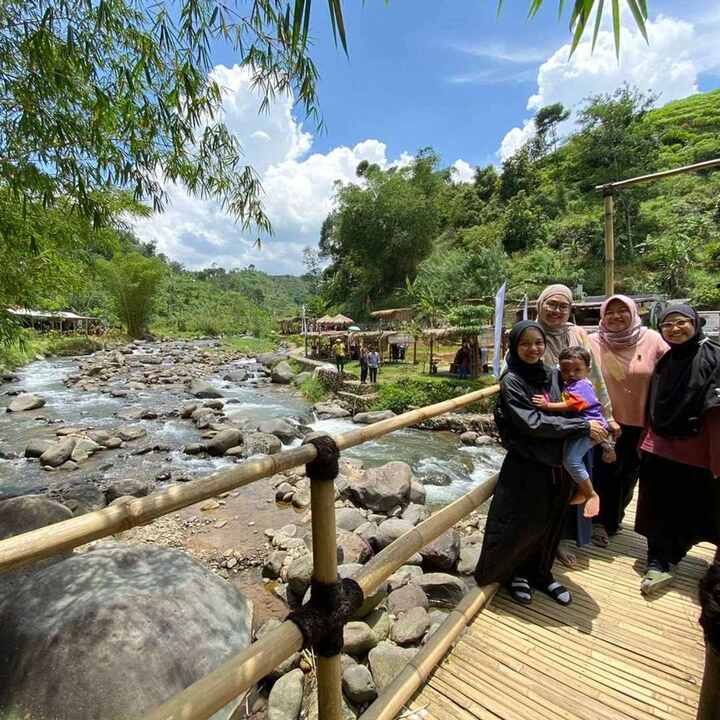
[635,305,720,595]
[589,295,668,545]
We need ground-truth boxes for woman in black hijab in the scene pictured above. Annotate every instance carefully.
[474,321,608,605]
[636,305,720,595]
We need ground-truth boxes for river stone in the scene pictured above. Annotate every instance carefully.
[344,462,411,514]
[387,583,429,615]
[0,544,253,720]
[58,481,106,515]
[387,565,424,592]
[24,438,54,458]
[287,553,313,597]
[391,606,430,646]
[116,406,145,421]
[202,399,225,411]
[206,429,244,456]
[7,393,46,413]
[342,664,377,705]
[116,425,147,442]
[189,380,223,399]
[420,471,453,487]
[457,545,482,576]
[223,370,249,383]
[368,641,417,692]
[292,371,311,386]
[70,437,102,463]
[336,507,366,532]
[336,529,372,564]
[420,529,460,572]
[257,418,301,443]
[351,410,396,425]
[104,437,123,450]
[243,432,282,457]
[401,503,429,526]
[459,431,479,445]
[105,479,150,503]
[257,352,288,368]
[365,609,392,641]
[262,550,287,579]
[313,401,350,419]
[354,521,381,552]
[415,573,466,608]
[184,442,207,456]
[268,668,304,720]
[271,361,296,385]
[39,438,76,468]
[409,480,426,505]
[377,518,414,550]
[343,621,378,657]
[180,402,200,418]
[86,429,113,446]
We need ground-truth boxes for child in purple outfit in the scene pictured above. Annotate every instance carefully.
[532,346,615,517]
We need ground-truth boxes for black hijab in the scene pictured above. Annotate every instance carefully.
[648,305,720,437]
[505,320,551,386]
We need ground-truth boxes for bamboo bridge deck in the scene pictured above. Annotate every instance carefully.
[405,501,713,720]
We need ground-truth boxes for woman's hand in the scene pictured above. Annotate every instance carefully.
[531,395,548,408]
[589,421,609,444]
[608,420,622,440]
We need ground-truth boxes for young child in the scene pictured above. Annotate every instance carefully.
[532,346,615,518]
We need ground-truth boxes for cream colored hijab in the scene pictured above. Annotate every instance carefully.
[536,284,578,365]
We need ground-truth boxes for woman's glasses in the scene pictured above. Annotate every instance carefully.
[659,318,694,331]
[543,301,570,312]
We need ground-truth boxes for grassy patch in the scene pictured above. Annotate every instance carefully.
[298,376,330,403]
[222,335,278,355]
[370,375,497,414]
[0,331,104,370]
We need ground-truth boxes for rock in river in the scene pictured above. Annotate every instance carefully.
[0,544,254,720]
[7,393,45,413]
[189,379,223,399]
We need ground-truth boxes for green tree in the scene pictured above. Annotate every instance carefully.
[99,252,165,337]
[531,103,570,158]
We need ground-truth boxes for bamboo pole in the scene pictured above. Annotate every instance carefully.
[0,385,498,574]
[603,190,615,297]
[359,583,499,720]
[595,157,720,191]
[310,475,343,720]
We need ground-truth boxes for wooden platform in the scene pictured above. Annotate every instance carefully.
[406,502,714,720]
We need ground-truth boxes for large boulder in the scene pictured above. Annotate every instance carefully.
[343,621,378,657]
[335,507,366,532]
[189,380,223,399]
[344,462,412,514]
[352,410,396,425]
[223,369,249,383]
[206,429,244,456]
[7,393,45,413]
[313,401,351,419]
[336,529,372,564]
[24,438,54,459]
[57,481,107,515]
[271,361,296,385]
[105,479,150,503]
[390,606,430,646]
[0,545,253,720]
[342,664,377,705]
[387,584,429,615]
[420,529,460,572]
[376,519,414,550]
[39,438,77,468]
[257,419,302,444]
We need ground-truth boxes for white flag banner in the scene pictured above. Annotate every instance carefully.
[493,282,507,378]
[522,294,528,321]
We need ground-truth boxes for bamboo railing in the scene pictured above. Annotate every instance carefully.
[0,383,501,720]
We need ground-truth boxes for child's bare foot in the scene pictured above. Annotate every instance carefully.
[584,492,600,518]
[557,544,577,568]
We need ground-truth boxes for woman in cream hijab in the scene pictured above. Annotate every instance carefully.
[536,284,620,564]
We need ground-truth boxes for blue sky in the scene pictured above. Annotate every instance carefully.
[132,1,720,275]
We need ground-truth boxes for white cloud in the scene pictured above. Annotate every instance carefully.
[497,12,720,160]
[131,64,474,275]
[451,159,475,184]
[455,43,547,64]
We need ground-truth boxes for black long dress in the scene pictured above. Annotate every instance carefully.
[475,368,590,588]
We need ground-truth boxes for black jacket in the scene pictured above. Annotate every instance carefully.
[494,368,589,467]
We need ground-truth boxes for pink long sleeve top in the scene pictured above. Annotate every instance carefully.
[589,329,669,428]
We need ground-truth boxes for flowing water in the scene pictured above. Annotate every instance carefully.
[0,347,503,504]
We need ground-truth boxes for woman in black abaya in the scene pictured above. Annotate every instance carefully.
[474,321,608,605]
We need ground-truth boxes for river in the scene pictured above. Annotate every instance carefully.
[0,345,504,506]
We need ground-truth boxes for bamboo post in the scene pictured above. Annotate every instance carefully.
[603,189,615,297]
[310,472,343,720]
[412,338,417,365]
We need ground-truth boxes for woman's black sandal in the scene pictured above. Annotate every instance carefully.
[544,580,572,606]
[509,577,533,605]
